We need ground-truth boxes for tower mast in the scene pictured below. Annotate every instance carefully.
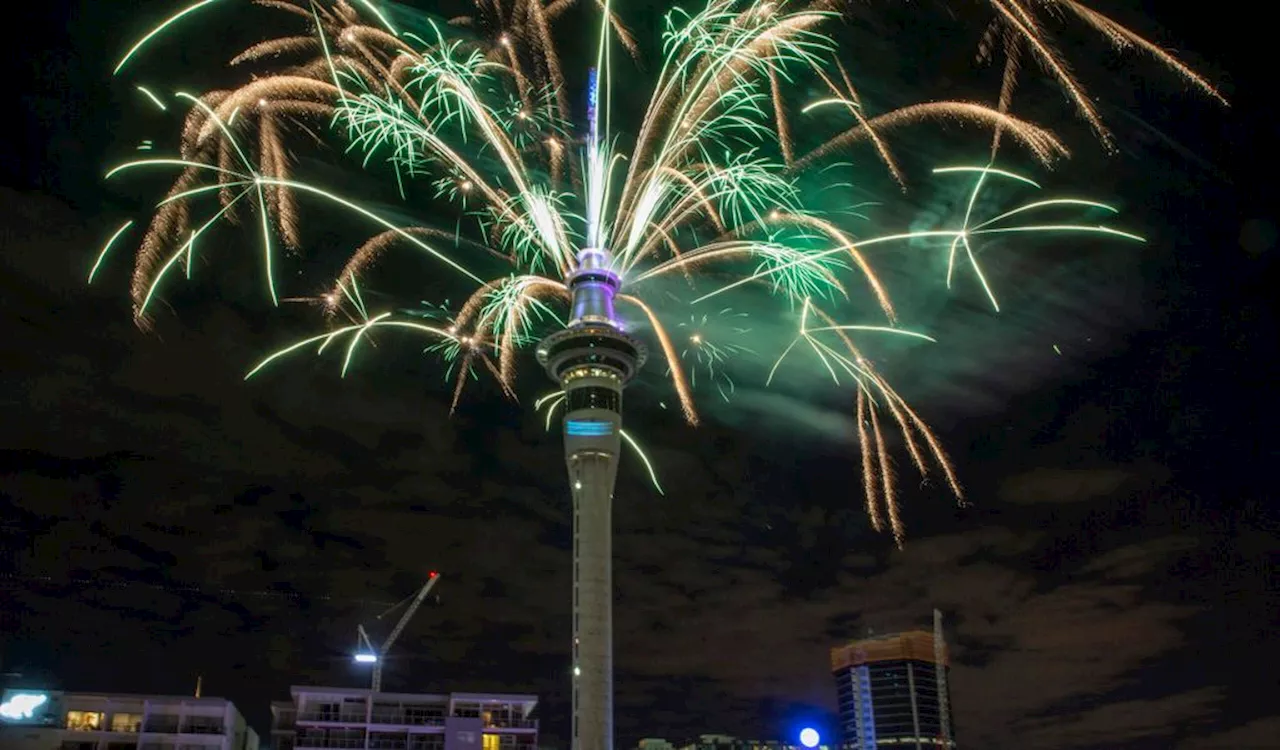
[934,608,953,747]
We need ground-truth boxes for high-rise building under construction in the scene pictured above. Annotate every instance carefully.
[830,617,956,750]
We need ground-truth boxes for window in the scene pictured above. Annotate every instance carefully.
[404,705,445,725]
[111,713,143,732]
[482,734,500,750]
[183,716,224,734]
[144,714,181,733]
[65,711,103,731]
[566,386,619,413]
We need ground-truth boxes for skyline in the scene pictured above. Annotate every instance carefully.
[2,0,1277,748]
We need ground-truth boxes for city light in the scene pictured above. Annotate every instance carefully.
[799,728,820,748]
[0,693,48,721]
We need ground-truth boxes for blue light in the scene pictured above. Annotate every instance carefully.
[587,68,599,119]
[799,728,820,748]
[566,419,612,437]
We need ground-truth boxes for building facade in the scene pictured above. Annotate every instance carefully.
[830,632,956,750]
[270,686,538,750]
[0,688,259,750]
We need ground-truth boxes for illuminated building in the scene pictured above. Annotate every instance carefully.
[0,688,258,750]
[270,686,538,750]
[830,629,956,750]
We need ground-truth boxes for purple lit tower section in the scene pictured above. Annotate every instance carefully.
[535,68,645,750]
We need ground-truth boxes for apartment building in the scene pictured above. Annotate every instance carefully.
[270,686,538,750]
[0,688,258,750]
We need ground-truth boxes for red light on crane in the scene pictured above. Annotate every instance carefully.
[429,571,438,578]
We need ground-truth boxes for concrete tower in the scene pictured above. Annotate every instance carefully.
[537,248,645,750]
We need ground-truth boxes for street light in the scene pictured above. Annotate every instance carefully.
[798,728,820,749]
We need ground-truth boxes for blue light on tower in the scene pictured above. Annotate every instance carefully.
[798,728,820,749]
[566,419,613,437]
[586,68,599,135]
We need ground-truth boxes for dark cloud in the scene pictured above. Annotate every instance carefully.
[1,181,1276,750]
[1016,688,1225,747]
[1180,717,1280,749]
[998,466,1164,504]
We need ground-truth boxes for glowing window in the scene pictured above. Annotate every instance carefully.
[483,734,500,750]
[66,711,103,731]
[110,713,142,732]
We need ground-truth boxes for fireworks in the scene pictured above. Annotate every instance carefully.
[670,309,754,402]
[96,0,1217,544]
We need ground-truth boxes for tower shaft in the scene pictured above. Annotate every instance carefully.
[569,429,619,750]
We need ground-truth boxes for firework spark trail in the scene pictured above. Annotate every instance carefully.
[794,101,1069,171]
[968,0,1226,149]
[98,0,1209,541]
[855,389,883,532]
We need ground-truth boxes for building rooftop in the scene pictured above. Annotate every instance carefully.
[288,686,537,709]
[3,689,238,705]
[830,630,948,670]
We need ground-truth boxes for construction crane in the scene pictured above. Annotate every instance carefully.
[355,571,440,693]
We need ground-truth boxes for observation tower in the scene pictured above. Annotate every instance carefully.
[535,68,646,750]
[536,251,645,750]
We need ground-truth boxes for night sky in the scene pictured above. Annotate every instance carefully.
[2,1,1277,748]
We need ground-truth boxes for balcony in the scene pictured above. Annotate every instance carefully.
[298,711,370,724]
[295,739,366,749]
[371,711,446,727]
[142,720,181,734]
[482,718,538,730]
[181,722,226,735]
